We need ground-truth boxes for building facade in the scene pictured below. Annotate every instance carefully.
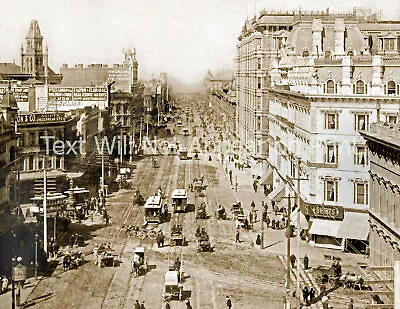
[361,123,400,279]
[207,70,237,138]
[60,49,138,93]
[238,8,400,250]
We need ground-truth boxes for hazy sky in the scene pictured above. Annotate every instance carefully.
[0,0,398,84]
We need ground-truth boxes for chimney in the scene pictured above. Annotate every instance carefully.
[371,56,383,96]
[334,18,345,56]
[312,19,323,57]
[341,56,352,95]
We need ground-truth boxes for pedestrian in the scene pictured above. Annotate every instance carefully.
[235,229,240,243]
[185,299,192,309]
[309,287,315,304]
[140,301,146,309]
[105,214,110,226]
[251,201,255,209]
[271,219,276,229]
[256,234,261,246]
[70,234,75,248]
[1,276,8,293]
[244,218,249,231]
[165,302,171,309]
[134,299,141,309]
[302,286,309,305]
[290,254,296,268]
[226,296,232,309]
[254,211,257,222]
[303,254,309,270]
[347,298,354,309]
[322,295,330,309]
[253,180,258,192]
[249,212,253,224]
[235,181,238,192]
[265,215,270,228]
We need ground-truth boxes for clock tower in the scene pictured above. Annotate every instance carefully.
[20,20,48,79]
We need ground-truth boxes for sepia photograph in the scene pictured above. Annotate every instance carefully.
[0,0,399,308]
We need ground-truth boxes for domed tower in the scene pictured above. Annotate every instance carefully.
[21,20,46,78]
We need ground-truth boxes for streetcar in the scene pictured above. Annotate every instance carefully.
[171,189,187,213]
[179,147,188,160]
[163,270,183,301]
[144,195,163,224]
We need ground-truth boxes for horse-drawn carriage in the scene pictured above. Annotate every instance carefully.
[152,157,160,168]
[215,205,227,220]
[196,229,213,252]
[63,251,84,271]
[171,224,184,246]
[133,189,144,205]
[231,201,244,219]
[131,247,148,277]
[196,202,207,219]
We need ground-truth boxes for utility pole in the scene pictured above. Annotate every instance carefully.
[286,194,291,294]
[101,144,105,197]
[261,201,264,248]
[395,261,400,309]
[296,158,301,308]
[43,169,47,255]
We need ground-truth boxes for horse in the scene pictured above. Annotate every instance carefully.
[63,254,72,271]
[131,254,144,277]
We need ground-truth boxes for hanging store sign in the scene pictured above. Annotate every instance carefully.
[303,203,344,220]
[17,113,66,123]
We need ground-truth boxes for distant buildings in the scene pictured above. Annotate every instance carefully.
[205,70,237,138]
[236,8,400,251]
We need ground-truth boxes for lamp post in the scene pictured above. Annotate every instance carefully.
[34,234,38,280]
[11,256,22,309]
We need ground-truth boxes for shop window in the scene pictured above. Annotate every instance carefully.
[257,77,262,89]
[386,114,397,123]
[354,182,368,205]
[325,113,339,130]
[29,155,34,170]
[324,179,338,202]
[354,114,369,131]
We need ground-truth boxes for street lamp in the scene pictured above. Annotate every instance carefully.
[11,256,22,309]
[34,234,39,279]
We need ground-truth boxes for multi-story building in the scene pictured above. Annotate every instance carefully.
[239,8,400,250]
[360,123,400,280]
[16,111,78,202]
[60,49,138,93]
[207,70,237,138]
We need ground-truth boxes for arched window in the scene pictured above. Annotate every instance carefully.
[387,80,396,95]
[302,50,309,57]
[347,50,354,57]
[356,80,365,94]
[326,80,335,94]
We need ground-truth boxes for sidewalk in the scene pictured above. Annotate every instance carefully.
[0,275,43,309]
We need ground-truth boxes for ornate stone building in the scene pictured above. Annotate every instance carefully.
[361,123,400,279]
[237,8,400,250]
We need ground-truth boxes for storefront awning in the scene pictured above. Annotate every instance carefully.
[309,219,342,237]
[336,212,369,241]
[259,169,273,185]
[268,182,286,202]
[290,208,309,230]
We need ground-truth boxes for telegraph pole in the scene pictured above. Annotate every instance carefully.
[43,169,47,255]
[286,194,291,294]
[296,157,301,308]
